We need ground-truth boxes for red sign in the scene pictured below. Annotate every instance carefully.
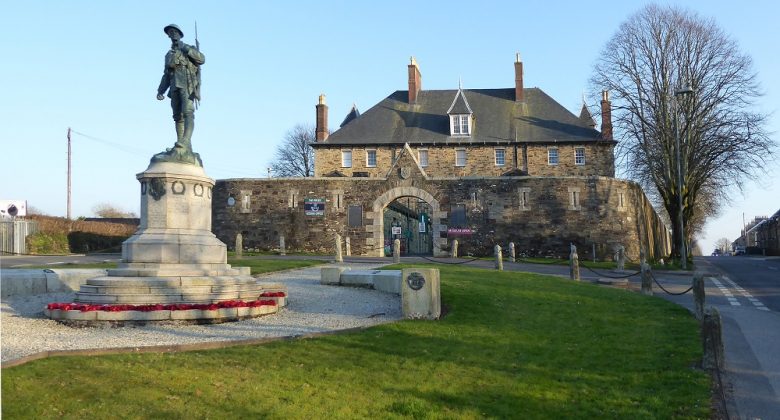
[447,228,474,236]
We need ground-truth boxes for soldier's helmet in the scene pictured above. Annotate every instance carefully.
[163,24,184,37]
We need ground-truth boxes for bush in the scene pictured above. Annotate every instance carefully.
[67,232,127,254]
[26,232,70,255]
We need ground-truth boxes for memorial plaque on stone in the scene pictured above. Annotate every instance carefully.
[401,268,441,320]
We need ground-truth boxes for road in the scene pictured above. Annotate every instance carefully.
[0,253,121,269]
[692,256,780,419]
[704,255,780,311]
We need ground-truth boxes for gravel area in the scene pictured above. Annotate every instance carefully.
[1,263,401,363]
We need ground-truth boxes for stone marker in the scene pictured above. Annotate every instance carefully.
[616,245,625,271]
[345,236,351,257]
[508,242,516,262]
[401,268,441,320]
[279,234,286,256]
[569,243,580,281]
[321,266,349,285]
[702,306,724,370]
[640,262,653,295]
[450,239,459,258]
[494,245,503,271]
[335,234,343,263]
[235,233,243,258]
[393,239,401,264]
[693,273,706,321]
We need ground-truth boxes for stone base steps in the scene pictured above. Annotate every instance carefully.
[44,304,278,325]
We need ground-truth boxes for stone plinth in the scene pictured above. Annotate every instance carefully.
[48,161,284,324]
[401,268,440,320]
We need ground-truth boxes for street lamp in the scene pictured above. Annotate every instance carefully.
[674,86,694,269]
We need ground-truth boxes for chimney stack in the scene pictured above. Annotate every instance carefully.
[408,57,422,104]
[316,94,329,141]
[600,90,613,141]
[514,53,524,102]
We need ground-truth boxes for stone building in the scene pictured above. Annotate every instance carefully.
[213,56,671,260]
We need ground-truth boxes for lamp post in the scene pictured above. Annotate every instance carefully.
[674,86,694,269]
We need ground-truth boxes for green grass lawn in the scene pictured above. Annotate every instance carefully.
[1,265,709,418]
[227,258,324,275]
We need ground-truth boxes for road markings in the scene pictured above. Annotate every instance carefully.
[721,276,769,311]
[711,278,741,307]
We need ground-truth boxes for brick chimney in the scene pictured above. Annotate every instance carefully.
[514,53,524,102]
[316,94,328,141]
[600,90,613,141]
[408,57,422,104]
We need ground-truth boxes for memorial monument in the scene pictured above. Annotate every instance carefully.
[46,25,285,324]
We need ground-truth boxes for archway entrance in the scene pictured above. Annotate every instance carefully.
[370,186,447,257]
[384,197,433,256]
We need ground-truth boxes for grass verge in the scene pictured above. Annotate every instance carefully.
[1,264,709,418]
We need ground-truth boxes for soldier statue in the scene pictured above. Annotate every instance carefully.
[153,24,205,166]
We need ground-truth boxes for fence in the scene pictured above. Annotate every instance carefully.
[0,220,39,255]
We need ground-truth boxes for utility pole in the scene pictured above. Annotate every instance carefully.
[67,127,72,220]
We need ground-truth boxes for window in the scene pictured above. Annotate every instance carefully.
[518,187,531,210]
[455,149,467,166]
[568,187,581,210]
[240,191,251,213]
[341,150,352,168]
[618,192,626,211]
[548,148,559,165]
[575,147,585,165]
[495,148,505,166]
[418,149,429,167]
[451,115,470,136]
[366,149,377,167]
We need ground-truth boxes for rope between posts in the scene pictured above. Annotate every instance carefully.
[650,271,693,295]
[582,264,641,279]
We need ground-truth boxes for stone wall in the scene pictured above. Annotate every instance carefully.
[213,171,670,261]
[314,143,615,178]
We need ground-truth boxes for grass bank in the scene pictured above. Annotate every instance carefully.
[1,265,709,418]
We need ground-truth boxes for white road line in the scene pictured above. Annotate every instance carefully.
[718,276,768,311]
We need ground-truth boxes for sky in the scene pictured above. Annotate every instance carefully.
[1,0,777,255]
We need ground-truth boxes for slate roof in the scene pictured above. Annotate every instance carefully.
[579,102,596,128]
[340,104,360,128]
[446,88,473,114]
[315,88,607,147]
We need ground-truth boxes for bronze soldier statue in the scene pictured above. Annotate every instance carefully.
[153,24,205,166]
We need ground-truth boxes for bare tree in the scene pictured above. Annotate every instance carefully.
[92,203,137,218]
[270,124,315,177]
[715,237,731,253]
[591,4,774,260]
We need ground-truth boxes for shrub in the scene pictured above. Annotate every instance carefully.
[67,232,127,254]
[26,232,70,255]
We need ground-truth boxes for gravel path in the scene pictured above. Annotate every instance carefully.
[1,263,401,363]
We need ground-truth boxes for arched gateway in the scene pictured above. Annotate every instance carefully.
[369,186,448,257]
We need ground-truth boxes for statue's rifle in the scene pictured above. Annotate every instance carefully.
[194,20,201,108]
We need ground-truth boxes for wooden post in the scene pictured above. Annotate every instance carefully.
[693,273,706,321]
[450,239,458,258]
[508,242,516,262]
[569,244,580,281]
[335,234,343,263]
[235,233,243,259]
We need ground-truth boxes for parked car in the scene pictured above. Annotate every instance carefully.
[712,249,721,256]
[734,246,746,256]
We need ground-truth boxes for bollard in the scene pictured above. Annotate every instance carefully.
[641,262,653,296]
[617,245,625,271]
[494,245,503,271]
[508,242,516,263]
[592,243,596,263]
[693,273,706,321]
[335,234,343,263]
[569,244,580,281]
[702,307,724,370]
[345,236,351,257]
[450,239,459,258]
[235,233,243,259]
[279,234,286,256]
[393,239,401,264]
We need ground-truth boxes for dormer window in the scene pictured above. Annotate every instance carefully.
[447,85,473,137]
[451,115,470,136]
